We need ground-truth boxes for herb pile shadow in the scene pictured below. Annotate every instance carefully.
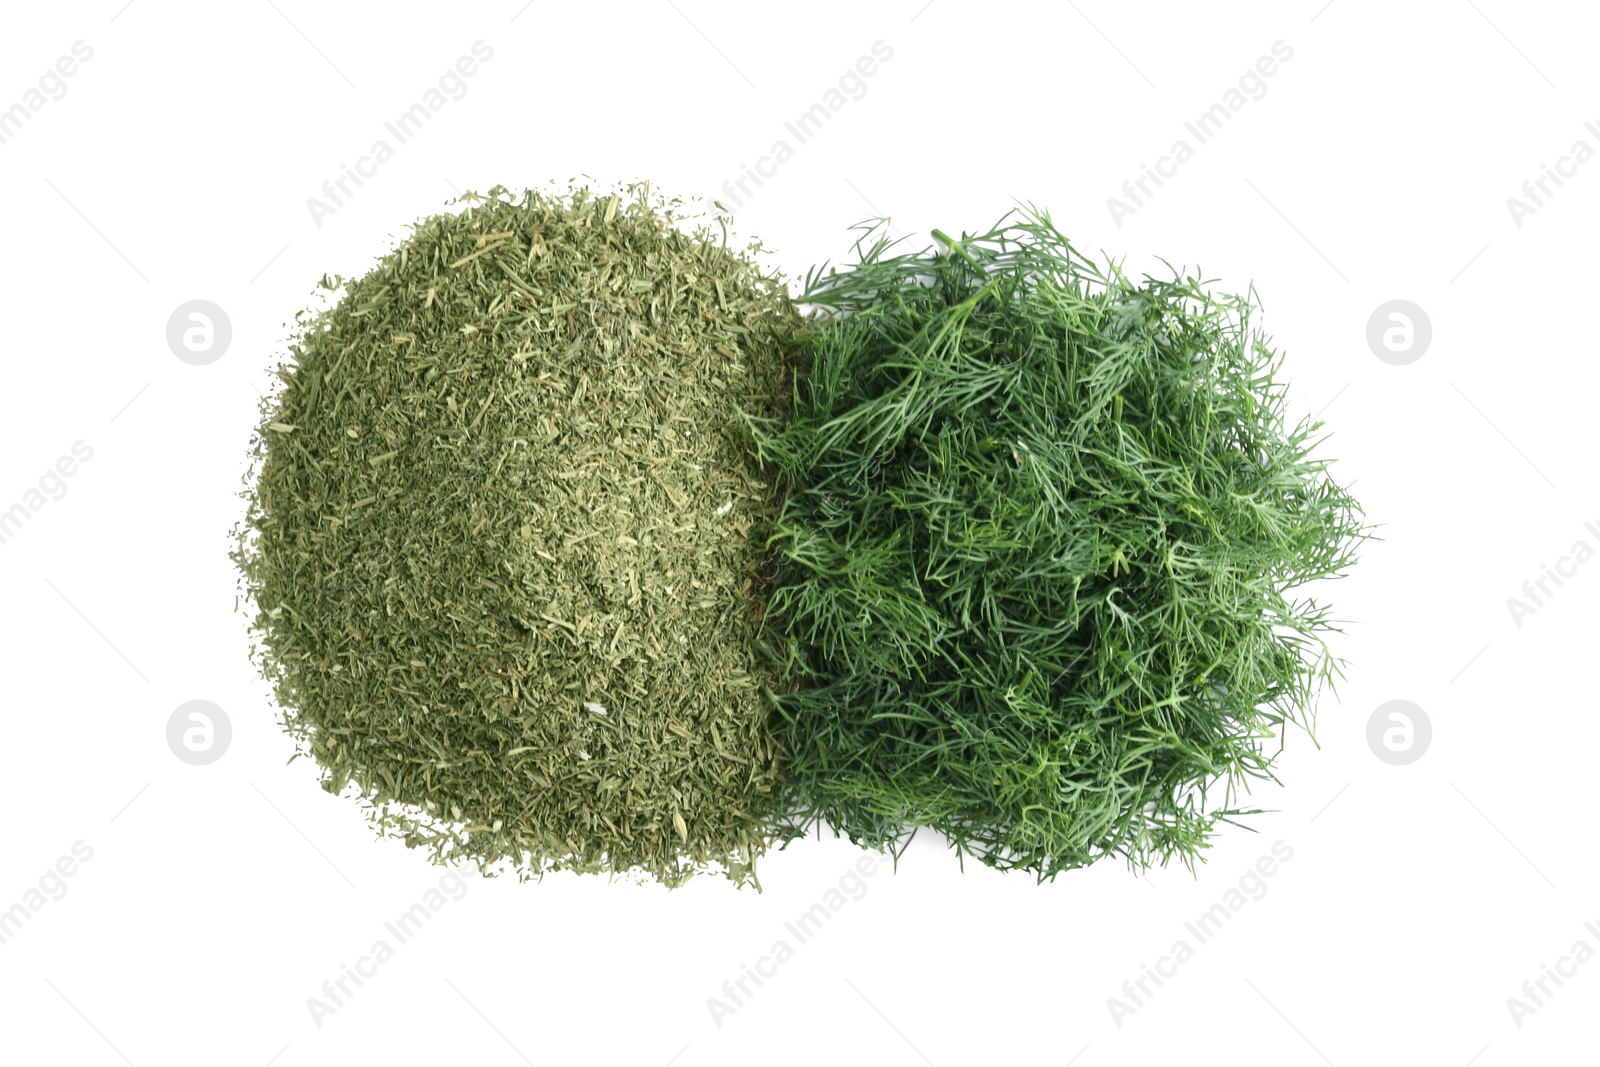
[235,184,797,886]
[750,210,1367,879]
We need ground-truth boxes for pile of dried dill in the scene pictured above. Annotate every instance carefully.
[236,185,796,886]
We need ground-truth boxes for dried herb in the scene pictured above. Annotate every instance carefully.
[751,210,1367,879]
[236,184,797,886]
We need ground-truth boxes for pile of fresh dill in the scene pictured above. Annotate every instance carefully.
[751,210,1365,878]
[236,184,796,886]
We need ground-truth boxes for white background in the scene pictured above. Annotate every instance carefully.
[1,2,1595,1064]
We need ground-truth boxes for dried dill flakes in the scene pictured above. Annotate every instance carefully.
[235,184,797,887]
[752,210,1367,880]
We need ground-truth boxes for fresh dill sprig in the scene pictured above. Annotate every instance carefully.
[752,208,1367,879]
